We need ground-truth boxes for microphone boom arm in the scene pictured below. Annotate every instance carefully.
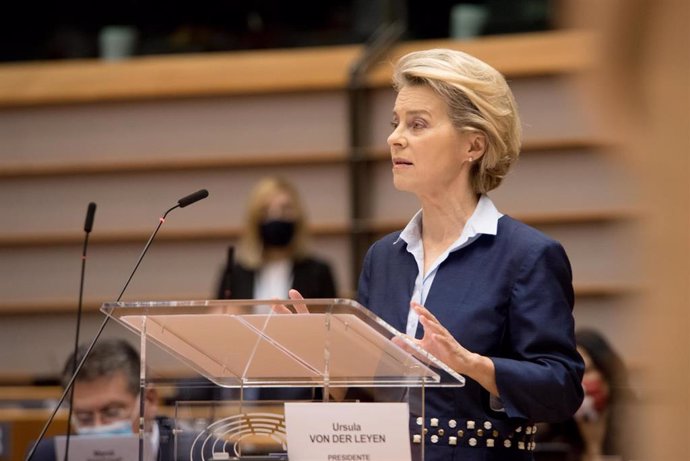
[25,197,195,461]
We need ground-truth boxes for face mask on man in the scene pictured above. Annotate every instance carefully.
[260,219,296,247]
[76,419,134,436]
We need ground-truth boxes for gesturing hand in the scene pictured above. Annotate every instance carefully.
[271,289,309,314]
[408,302,477,374]
[393,302,499,396]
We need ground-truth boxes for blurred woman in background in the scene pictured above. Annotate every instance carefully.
[217,176,336,301]
[535,328,635,461]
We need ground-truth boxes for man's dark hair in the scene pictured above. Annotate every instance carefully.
[61,338,140,396]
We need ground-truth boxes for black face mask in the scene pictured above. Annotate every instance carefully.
[259,219,296,247]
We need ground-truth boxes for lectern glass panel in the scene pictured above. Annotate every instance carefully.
[101,299,465,388]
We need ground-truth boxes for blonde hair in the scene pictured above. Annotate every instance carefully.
[392,48,522,193]
[236,176,309,269]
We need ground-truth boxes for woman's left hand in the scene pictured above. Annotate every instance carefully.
[409,302,477,374]
[395,302,499,396]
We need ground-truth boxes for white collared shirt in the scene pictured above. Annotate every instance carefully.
[396,194,502,337]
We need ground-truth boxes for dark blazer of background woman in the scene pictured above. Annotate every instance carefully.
[216,256,337,300]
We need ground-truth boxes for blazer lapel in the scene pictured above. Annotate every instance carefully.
[392,243,418,332]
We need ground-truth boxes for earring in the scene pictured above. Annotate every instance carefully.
[468,157,473,163]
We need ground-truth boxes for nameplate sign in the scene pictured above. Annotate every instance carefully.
[284,402,411,461]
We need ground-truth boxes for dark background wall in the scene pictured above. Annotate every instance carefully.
[0,0,555,62]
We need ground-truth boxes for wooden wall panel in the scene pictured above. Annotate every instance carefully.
[0,236,351,311]
[0,165,349,235]
[573,295,646,361]
[0,92,347,168]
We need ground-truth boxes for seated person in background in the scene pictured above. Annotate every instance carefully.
[217,175,337,300]
[535,328,636,461]
[212,176,337,402]
[30,338,211,461]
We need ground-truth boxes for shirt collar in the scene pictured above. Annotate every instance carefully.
[395,194,502,250]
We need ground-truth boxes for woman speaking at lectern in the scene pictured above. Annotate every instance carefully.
[286,47,584,461]
[354,48,584,460]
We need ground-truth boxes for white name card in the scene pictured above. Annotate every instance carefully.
[284,402,411,461]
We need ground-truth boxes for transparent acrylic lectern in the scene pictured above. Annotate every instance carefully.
[102,298,465,461]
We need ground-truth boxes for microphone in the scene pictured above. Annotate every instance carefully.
[221,245,235,298]
[63,202,97,461]
[83,202,96,233]
[178,189,208,208]
[26,190,210,461]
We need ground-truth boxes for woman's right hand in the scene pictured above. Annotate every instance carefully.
[271,288,309,314]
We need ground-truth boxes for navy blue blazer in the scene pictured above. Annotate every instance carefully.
[358,215,584,461]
